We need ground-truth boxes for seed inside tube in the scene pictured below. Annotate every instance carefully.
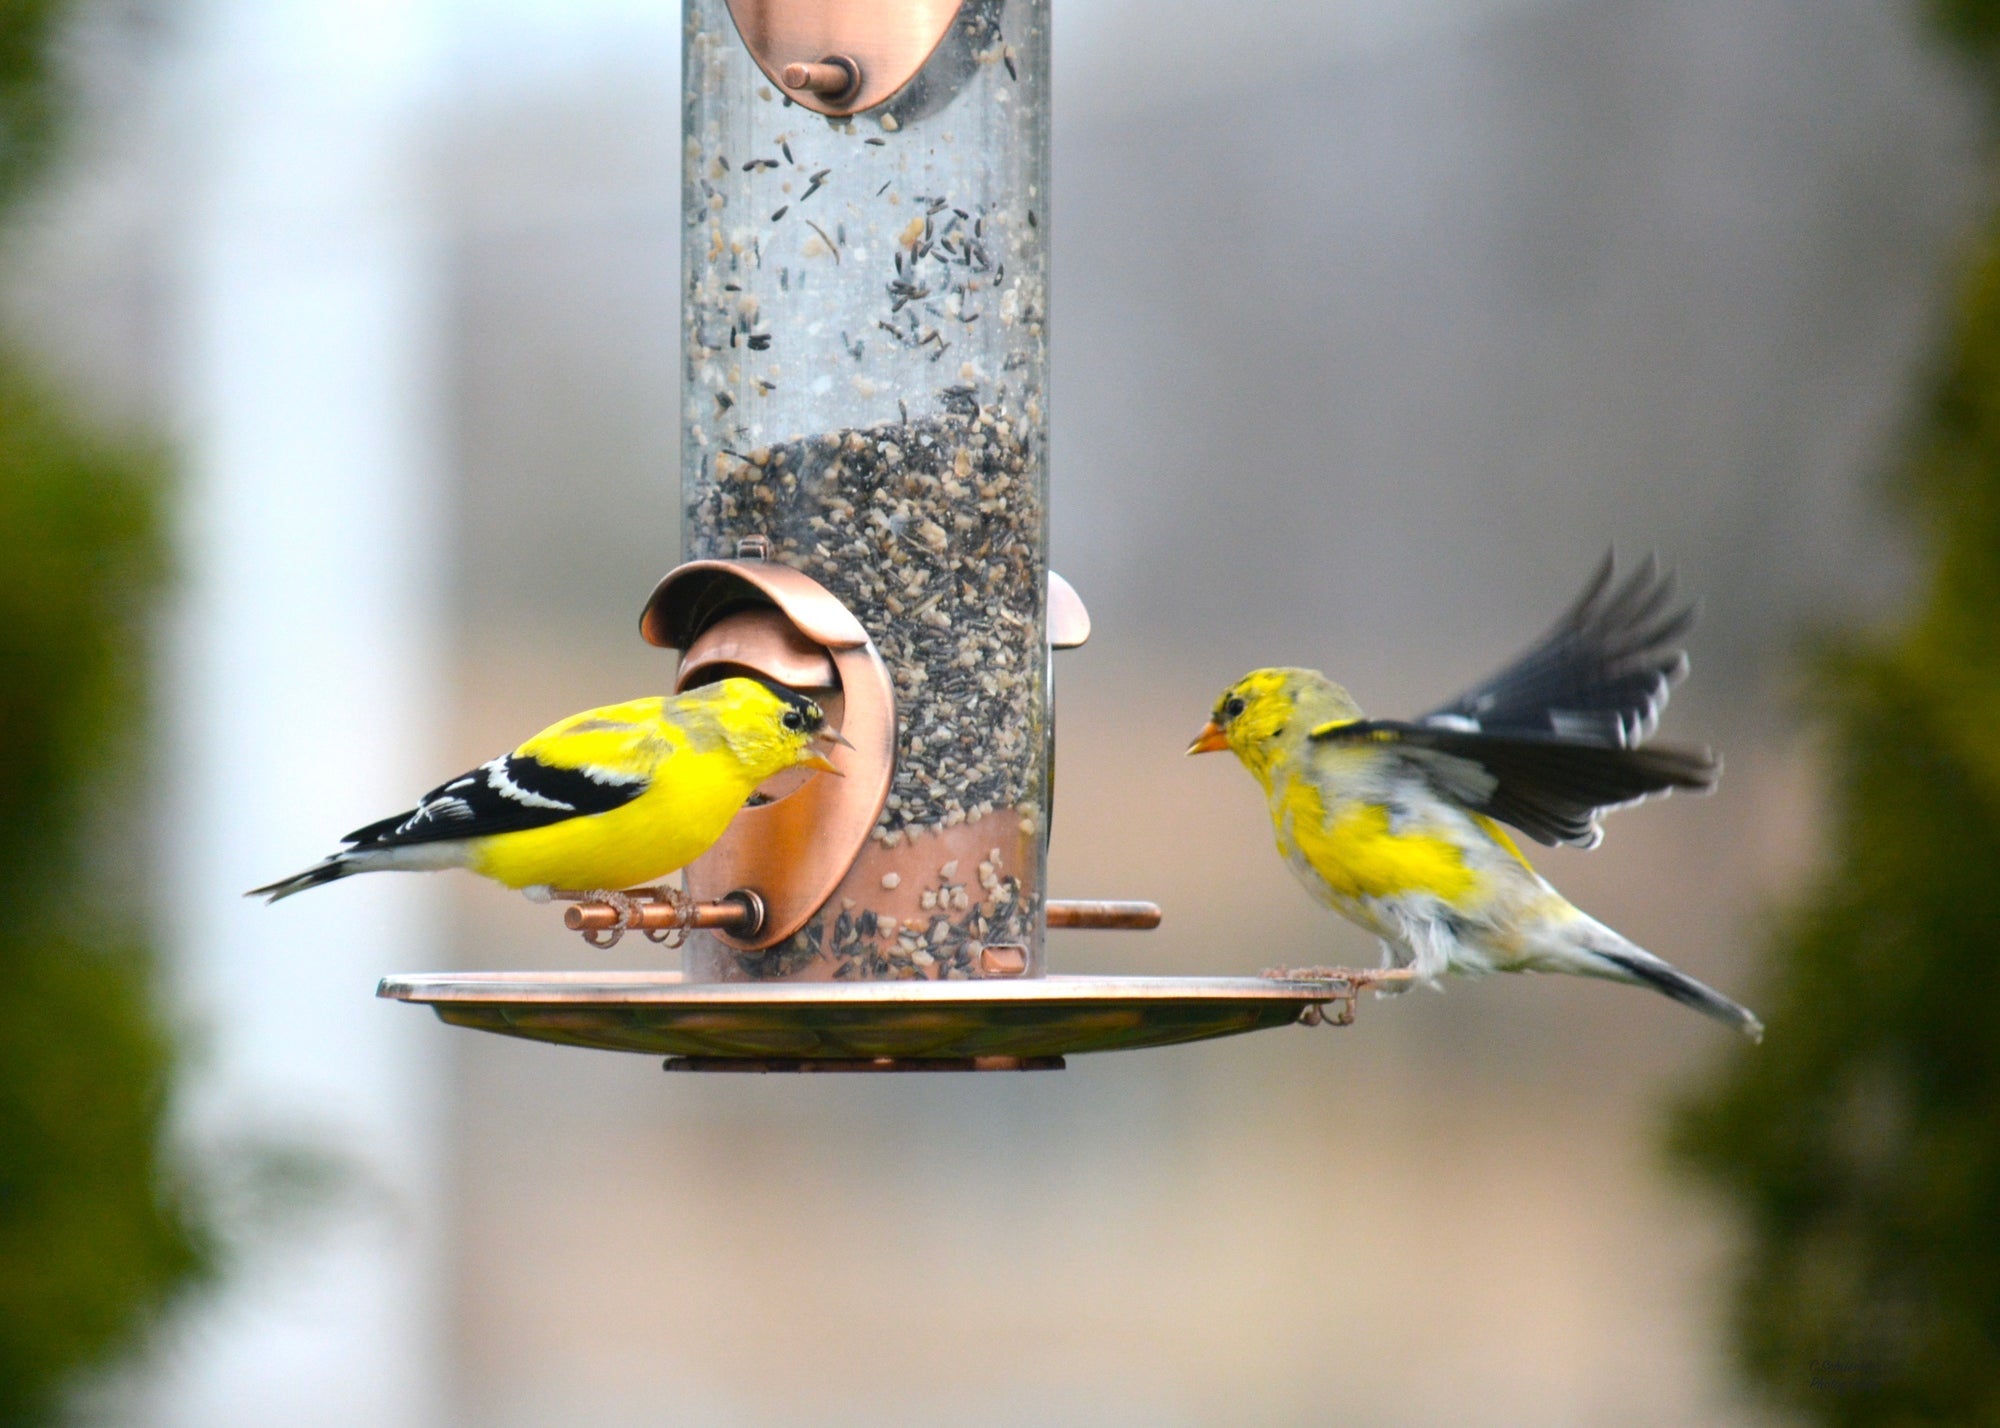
[685,16,1046,984]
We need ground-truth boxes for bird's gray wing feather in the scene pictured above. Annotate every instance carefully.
[1309,720,1717,848]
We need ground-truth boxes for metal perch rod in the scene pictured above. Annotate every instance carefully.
[1045,900,1162,930]
[562,893,761,936]
[559,893,1163,936]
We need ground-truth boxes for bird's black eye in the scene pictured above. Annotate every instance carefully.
[781,708,804,731]
[1224,696,1247,719]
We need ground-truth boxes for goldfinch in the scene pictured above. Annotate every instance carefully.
[249,677,844,904]
[1188,555,1762,1039]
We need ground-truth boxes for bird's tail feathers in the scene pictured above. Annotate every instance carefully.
[248,841,470,901]
[1586,936,1763,1041]
[246,855,359,903]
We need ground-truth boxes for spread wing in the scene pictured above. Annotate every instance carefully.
[1421,551,1693,747]
[1307,719,1716,848]
[342,752,647,849]
[1309,554,1718,848]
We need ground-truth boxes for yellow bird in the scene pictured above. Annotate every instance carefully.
[249,676,844,907]
[1188,556,1762,1039]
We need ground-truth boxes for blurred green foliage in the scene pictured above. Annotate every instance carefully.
[0,360,205,1426]
[0,0,69,212]
[1670,8,2000,1421]
[0,4,209,1424]
[1927,0,2000,75]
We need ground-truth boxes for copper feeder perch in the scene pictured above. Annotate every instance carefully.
[379,0,1394,1066]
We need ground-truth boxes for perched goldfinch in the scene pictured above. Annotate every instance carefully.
[249,677,844,905]
[1189,556,1762,1039]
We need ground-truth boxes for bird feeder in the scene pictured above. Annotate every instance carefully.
[381,0,1399,1067]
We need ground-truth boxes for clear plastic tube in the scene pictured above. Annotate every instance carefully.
[681,0,1051,981]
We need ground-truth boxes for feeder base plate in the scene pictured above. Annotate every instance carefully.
[663,1054,1065,1073]
[376,971,1371,1063]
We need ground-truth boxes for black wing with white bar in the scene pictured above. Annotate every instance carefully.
[1421,552,1694,748]
[340,754,646,849]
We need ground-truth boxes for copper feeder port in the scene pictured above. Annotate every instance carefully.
[642,558,896,957]
[638,558,1164,984]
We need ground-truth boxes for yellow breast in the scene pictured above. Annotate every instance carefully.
[1276,776,1478,905]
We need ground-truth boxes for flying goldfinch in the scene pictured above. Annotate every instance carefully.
[249,676,844,906]
[1188,555,1762,1039]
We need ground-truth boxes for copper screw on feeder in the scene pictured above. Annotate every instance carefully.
[782,56,860,100]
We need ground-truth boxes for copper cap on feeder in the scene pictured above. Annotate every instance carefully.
[723,0,966,116]
[641,557,870,653]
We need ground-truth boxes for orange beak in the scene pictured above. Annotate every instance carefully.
[800,749,845,776]
[800,726,852,776]
[1186,719,1229,756]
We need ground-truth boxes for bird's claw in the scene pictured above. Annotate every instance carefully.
[584,880,636,944]
[1262,965,1363,1028]
[642,885,695,947]
[559,885,696,951]
[574,888,640,948]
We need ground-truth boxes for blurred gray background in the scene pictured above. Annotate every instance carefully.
[8,0,1987,1422]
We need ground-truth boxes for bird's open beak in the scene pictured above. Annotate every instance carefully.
[1186,720,1229,756]
[800,749,845,776]
[801,726,851,776]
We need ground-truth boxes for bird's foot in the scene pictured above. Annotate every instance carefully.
[1262,966,1363,1027]
[563,887,640,948]
[1262,965,1419,1026]
[580,889,639,927]
[552,886,696,950]
[638,884,695,947]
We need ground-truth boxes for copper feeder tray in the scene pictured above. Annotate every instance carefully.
[375,971,1398,1069]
